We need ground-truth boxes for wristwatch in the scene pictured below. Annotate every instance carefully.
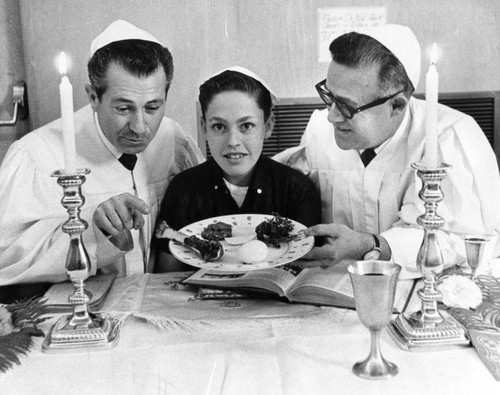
[363,234,382,260]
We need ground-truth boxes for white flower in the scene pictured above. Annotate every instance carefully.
[438,275,483,309]
[0,305,14,336]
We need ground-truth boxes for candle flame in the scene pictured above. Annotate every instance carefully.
[58,52,68,76]
[430,43,438,65]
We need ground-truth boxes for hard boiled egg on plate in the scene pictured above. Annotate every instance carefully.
[237,240,269,263]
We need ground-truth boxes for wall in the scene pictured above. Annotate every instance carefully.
[0,0,29,163]
[18,0,500,141]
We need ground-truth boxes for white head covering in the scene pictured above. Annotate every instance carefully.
[356,24,421,90]
[205,66,278,105]
[90,20,162,56]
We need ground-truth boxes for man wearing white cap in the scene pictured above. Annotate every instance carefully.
[274,24,500,277]
[0,20,203,287]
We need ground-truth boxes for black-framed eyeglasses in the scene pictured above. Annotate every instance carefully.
[315,79,403,119]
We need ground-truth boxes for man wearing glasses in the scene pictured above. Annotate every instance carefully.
[274,24,500,277]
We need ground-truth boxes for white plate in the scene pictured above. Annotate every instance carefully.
[169,214,314,272]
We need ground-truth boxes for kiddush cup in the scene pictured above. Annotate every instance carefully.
[348,260,401,379]
[464,234,490,280]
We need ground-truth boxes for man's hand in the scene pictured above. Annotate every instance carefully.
[93,193,150,236]
[302,223,374,264]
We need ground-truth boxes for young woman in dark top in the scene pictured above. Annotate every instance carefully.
[155,66,321,271]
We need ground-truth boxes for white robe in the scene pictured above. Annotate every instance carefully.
[0,105,204,285]
[274,97,500,278]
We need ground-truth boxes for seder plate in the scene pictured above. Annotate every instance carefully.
[169,214,314,272]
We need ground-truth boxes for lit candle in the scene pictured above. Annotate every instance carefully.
[424,43,439,167]
[58,52,76,173]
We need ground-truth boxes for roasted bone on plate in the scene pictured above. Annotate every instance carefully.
[155,221,224,261]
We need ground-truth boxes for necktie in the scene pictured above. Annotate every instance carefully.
[360,148,376,167]
[119,153,137,171]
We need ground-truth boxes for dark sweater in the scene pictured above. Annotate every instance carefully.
[156,156,321,251]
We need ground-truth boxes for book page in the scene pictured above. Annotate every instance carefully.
[289,262,416,312]
[182,265,303,296]
[289,262,352,295]
[287,263,354,307]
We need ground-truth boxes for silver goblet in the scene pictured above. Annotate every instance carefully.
[464,235,490,280]
[348,260,401,379]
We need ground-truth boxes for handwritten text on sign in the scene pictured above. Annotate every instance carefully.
[318,7,386,63]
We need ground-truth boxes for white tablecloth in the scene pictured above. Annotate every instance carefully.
[1,273,498,395]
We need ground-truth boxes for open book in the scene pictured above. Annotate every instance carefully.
[183,262,416,313]
[43,272,116,312]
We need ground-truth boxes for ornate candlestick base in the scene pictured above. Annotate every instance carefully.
[42,169,120,353]
[388,163,469,351]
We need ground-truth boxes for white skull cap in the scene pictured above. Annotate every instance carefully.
[205,66,278,105]
[355,24,421,90]
[90,20,162,56]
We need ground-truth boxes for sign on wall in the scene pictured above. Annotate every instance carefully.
[318,7,386,63]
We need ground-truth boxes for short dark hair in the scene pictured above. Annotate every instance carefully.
[87,39,174,99]
[198,70,273,121]
[329,32,414,97]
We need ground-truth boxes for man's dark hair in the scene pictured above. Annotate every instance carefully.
[329,32,414,97]
[199,70,273,121]
[87,39,174,99]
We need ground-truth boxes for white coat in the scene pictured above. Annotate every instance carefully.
[0,105,204,285]
[274,97,500,278]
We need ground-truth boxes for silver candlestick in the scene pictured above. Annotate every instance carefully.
[42,169,119,352]
[388,163,469,350]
